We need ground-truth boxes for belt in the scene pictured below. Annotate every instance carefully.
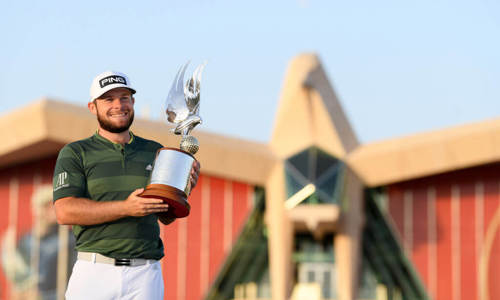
[77,252,157,267]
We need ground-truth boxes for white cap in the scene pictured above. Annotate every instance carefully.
[89,71,136,101]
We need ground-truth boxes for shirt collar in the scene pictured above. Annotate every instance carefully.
[93,130,135,145]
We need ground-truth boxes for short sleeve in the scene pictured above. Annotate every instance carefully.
[53,145,87,201]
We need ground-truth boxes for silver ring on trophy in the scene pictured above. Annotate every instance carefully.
[140,61,206,218]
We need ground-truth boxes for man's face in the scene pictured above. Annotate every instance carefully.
[90,88,135,133]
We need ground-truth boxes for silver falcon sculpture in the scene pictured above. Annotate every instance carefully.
[165,61,207,154]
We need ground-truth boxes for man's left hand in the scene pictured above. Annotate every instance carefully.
[190,160,201,191]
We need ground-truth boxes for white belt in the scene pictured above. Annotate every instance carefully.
[77,252,157,267]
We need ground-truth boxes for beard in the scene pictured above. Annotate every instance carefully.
[96,108,135,133]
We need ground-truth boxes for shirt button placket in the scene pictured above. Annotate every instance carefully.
[116,144,125,169]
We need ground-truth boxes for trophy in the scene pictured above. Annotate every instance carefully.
[140,61,206,218]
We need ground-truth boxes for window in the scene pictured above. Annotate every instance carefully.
[294,233,336,299]
[285,147,343,205]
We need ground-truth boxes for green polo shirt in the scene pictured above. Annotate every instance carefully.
[53,132,164,260]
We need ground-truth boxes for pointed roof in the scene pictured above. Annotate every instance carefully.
[270,53,358,159]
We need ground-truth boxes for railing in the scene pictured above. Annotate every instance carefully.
[232,282,263,300]
[232,282,401,300]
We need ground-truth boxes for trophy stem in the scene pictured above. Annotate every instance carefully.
[180,135,200,155]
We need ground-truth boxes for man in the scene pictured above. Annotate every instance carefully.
[53,71,200,300]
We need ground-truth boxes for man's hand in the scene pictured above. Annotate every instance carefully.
[124,188,169,217]
[55,190,169,226]
[190,161,201,191]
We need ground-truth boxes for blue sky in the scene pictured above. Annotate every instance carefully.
[1,0,499,143]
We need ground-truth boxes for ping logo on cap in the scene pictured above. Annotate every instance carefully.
[99,75,127,88]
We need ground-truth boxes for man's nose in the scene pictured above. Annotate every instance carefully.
[111,98,125,107]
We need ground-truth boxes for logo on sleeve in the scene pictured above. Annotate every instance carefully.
[145,164,153,171]
[99,75,127,88]
[54,172,69,191]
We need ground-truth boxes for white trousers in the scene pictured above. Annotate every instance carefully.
[65,259,164,300]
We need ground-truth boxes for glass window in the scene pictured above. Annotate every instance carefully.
[308,271,315,282]
[285,147,343,205]
[357,262,378,300]
[323,271,332,299]
[294,233,336,299]
[288,148,310,179]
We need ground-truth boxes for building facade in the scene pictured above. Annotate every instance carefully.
[0,54,498,300]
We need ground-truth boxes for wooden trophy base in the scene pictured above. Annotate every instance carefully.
[140,184,191,218]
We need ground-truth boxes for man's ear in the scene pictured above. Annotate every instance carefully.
[131,96,135,105]
[88,101,97,115]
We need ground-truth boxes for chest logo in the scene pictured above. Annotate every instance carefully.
[146,164,153,171]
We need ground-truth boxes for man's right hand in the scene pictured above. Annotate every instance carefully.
[54,190,169,226]
[124,188,169,217]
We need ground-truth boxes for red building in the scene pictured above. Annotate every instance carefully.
[387,164,500,300]
[0,54,498,300]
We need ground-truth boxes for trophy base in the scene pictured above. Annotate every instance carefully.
[140,184,191,218]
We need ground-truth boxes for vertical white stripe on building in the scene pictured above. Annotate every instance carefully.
[56,225,69,300]
[451,184,461,300]
[475,181,484,300]
[200,177,211,294]
[427,186,437,298]
[224,181,233,252]
[178,219,188,300]
[31,174,42,300]
[403,190,413,254]
[8,177,19,230]
[6,177,19,300]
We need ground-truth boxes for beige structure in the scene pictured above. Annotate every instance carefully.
[267,54,364,300]
[347,116,500,187]
[0,99,276,186]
